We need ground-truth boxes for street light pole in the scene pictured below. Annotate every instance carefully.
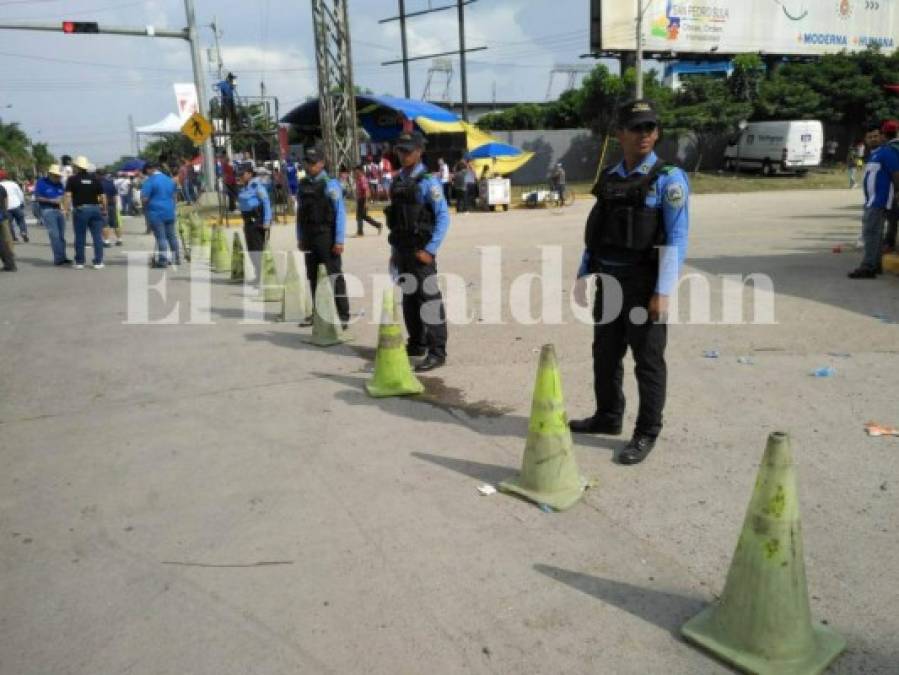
[184,0,216,197]
[636,0,644,99]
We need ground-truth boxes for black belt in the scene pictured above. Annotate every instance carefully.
[39,203,61,210]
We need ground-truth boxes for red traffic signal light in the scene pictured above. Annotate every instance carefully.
[62,21,99,34]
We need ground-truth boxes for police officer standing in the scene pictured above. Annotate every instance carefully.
[296,145,349,328]
[385,131,450,372]
[570,100,690,465]
[237,164,273,285]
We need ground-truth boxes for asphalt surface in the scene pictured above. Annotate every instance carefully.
[2,189,898,674]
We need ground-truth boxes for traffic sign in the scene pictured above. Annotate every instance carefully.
[181,112,213,145]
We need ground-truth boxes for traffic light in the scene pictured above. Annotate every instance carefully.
[62,21,100,34]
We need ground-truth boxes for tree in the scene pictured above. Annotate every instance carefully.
[729,54,765,103]
[0,119,32,178]
[668,78,752,172]
[31,143,55,173]
[476,103,546,131]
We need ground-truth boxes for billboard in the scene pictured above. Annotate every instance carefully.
[593,0,898,56]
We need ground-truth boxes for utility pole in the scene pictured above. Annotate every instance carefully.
[183,0,216,198]
[398,0,410,97]
[209,16,224,81]
[635,0,654,99]
[128,114,136,155]
[457,0,469,120]
[380,0,485,117]
[311,0,360,174]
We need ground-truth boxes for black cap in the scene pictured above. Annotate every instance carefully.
[617,99,659,129]
[395,130,426,151]
[303,145,325,163]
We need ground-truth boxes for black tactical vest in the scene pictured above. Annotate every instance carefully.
[386,173,435,249]
[585,159,668,265]
[299,178,335,237]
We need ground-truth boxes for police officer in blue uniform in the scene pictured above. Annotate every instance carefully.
[296,145,350,327]
[570,100,690,465]
[386,131,450,372]
[237,164,272,284]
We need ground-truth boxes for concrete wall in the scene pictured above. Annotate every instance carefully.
[490,128,735,185]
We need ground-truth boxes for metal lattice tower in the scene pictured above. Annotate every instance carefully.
[311,0,360,173]
[545,64,592,100]
[422,57,454,103]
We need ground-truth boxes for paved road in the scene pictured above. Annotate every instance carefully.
[2,190,897,674]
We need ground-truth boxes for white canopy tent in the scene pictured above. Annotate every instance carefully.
[135,113,185,135]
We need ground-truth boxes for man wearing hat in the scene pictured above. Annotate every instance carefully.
[35,165,71,265]
[296,145,349,327]
[237,163,272,285]
[63,155,107,269]
[569,99,690,465]
[385,130,450,372]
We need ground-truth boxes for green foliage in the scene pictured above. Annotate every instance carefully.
[0,118,46,179]
[668,78,752,172]
[141,135,196,165]
[31,143,56,172]
[729,54,765,102]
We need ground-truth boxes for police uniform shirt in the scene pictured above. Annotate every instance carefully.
[64,171,104,208]
[578,151,689,295]
[295,171,346,244]
[285,161,299,193]
[395,163,450,256]
[237,178,272,224]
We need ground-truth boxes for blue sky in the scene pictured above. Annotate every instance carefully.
[0,0,602,164]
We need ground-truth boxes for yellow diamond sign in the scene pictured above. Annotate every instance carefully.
[181,112,213,145]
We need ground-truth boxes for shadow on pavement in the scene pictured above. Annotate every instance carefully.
[533,564,707,639]
[411,451,518,484]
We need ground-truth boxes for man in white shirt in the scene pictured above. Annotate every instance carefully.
[438,158,451,201]
[0,172,28,242]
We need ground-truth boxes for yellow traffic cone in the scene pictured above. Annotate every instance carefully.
[279,252,312,322]
[305,263,351,346]
[366,289,424,397]
[260,245,283,302]
[230,232,244,282]
[210,226,232,273]
[681,431,846,675]
[499,344,587,511]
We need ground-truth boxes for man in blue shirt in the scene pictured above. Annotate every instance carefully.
[385,131,450,372]
[296,145,349,327]
[35,164,71,265]
[850,121,899,278]
[570,100,690,465]
[141,161,179,268]
[285,155,299,201]
[237,164,273,285]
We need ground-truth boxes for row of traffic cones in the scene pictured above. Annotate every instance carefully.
[216,230,847,673]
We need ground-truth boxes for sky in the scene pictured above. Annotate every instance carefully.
[0,0,604,164]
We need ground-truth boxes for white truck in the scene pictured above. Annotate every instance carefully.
[723,120,823,175]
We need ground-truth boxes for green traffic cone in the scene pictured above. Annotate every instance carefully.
[278,252,312,322]
[681,431,846,675]
[188,212,208,260]
[230,232,244,282]
[177,217,192,262]
[260,246,283,302]
[210,226,232,273]
[499,344,587,511]
[365,289,424,397]
[305,263,351,347]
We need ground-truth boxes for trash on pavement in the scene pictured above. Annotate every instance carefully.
[827,352,851,358]
[703,349,720,359]
[477,484,497,496]
[812,366,835,378]
[737,356,755,365]
[864,421,899,437]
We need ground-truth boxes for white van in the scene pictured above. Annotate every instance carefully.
[723,120,823,175]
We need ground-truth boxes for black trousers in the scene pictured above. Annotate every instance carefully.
[242,208,267,283]
[886,207,898,249]
[592,264,667,438]
[395,248,447,358]
[355,197,381,234]
[0,219,16,270]
[304,231,349,324]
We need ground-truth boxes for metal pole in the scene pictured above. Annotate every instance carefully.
[399,0,410,98]
[184,0,217,196]
[635,0,644,99]
[457,0,468,121]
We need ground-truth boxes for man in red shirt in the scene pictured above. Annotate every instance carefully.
[378,154,393,200]
[353,165,382,237]
[219,152,237,212]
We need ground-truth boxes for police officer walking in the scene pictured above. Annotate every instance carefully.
[570,100,690,465]
[296,145,350,328]
[237,164,273,285]
[385,131,450,372]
